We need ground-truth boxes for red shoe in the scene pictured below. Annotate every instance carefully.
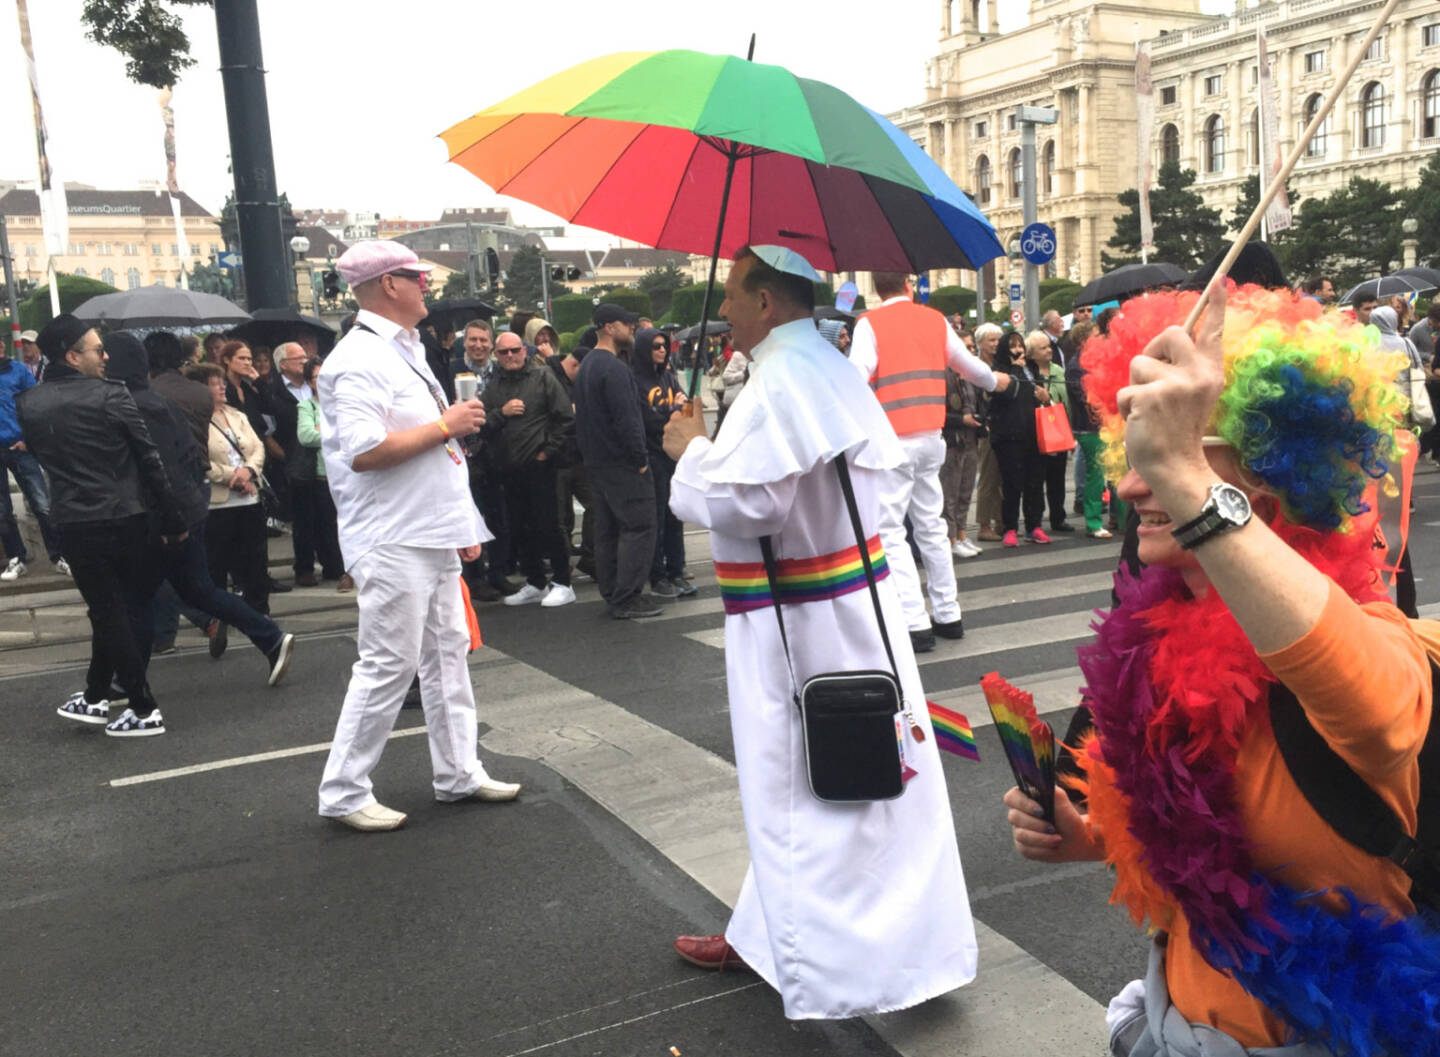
[1002,530,1019,547]
[1028,528,1053,544]
[674,934,750,972]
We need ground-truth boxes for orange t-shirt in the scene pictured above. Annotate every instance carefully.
[1162,583,1432,1046]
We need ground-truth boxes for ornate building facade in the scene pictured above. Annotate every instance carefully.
[893,0,1440,298]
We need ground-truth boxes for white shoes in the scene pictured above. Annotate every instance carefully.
[540,582,575,608]
[1,557,25,581]
[53,558,71,577]
[459,777,522,802]
[336,803,408,832]
[951,539,982,558]
[503,583,546,606]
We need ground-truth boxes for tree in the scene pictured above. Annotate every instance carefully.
[1407,152,1440,268]
[1228,173,1301,235]
[438,270,473,301]
[1283,177,1403,292]
[637,262,689,317]
[81,0,212,88]
[501,245,567,313]
[19,273,120,331]
[1102,161,1226,271]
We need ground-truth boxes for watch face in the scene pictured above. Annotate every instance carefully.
[1212,483,1251,523]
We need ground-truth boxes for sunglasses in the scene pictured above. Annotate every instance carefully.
[387,270,428,291]
[651,341,668,349]
[496,346,526,355]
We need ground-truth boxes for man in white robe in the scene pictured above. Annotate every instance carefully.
[663,246,977,1020]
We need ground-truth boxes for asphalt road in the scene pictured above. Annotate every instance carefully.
[4,461,1438,1057]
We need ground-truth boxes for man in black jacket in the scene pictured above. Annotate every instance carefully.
[17,315,187,737]
[574,303,659,619]
[482,331,575,607]
[145,330,211,449]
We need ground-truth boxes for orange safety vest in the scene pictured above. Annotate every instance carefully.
[864,299,949,436]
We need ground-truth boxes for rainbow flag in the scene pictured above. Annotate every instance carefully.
[927,701,979,761]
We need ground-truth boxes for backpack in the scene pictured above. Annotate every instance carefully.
[1270,637,1440,915]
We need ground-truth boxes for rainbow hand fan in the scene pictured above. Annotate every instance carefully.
[980,672,1055,824]
[926,701,980,761]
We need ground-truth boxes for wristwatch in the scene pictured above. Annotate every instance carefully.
[1171,482,1252,550]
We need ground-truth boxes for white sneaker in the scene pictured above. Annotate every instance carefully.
[503,583,546,606]
[960,539,983,557]
[53,558,71,577]
[1,557,25,581]
[540,582,576,608]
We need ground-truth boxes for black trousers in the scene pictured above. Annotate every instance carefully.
[648,456,685,583]
[1044,450,1070,528]
[503,459,571,588]
[467,464,512,586]
[590,462,656,608]
[556,462,595,563]
[291,479,344,578]
[205,503,271,614]
[993,437,1046,534]
[60,514,157,712]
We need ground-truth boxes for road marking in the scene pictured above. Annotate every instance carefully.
[108,725,427,787]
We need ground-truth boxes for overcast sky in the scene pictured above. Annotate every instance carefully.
[0,0,1230,227]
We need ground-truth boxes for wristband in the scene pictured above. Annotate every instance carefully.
[434,417,452,440]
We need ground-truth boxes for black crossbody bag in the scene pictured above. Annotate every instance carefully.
[760,453,906,803]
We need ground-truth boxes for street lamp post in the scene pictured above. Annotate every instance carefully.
[1402,218,1419,271]
[289,234,312,313]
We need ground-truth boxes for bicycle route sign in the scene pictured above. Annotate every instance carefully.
[1020,223,1056,266]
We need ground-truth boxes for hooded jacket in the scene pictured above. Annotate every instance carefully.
[1371,306,1422,369]
[105,333,211,533]
[631,327,685,459]
[15,350,185,533]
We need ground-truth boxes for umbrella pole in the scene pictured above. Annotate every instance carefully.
[686,144,740,407]
[1182,0,1400,335]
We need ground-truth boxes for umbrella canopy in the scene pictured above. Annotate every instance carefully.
[423,297,498,332]
[1393,267,1440,295]
[228,307,338,356]
[1339,274,1432,306]
[1073,262,1188,307]
[71,284,251,330]
[439,49,1003,274]
[813,305,856,322]
[678,319,732,341]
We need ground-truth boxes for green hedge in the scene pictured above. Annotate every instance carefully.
[669,282,725,327]
[603,287,652,319]
[19,273,120,331]
[927,285,976,317]
[1039,281,1083,318]
[550,293,594,334]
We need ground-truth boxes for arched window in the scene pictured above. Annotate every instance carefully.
[100,267,115,286]
[976,154,991,204]
[1424,71,1440,138]
[1248,108,1260,167]
[1008,148,1022,199]
[1205,115,1226,174]
[1160,123,1180,165]
[1361,82,1385,148]
[126,267,141,290]
[1042,140,1055,195]
[1304,93,1328,156]
[73,267,88,278]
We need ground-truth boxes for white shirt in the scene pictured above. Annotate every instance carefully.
[283,376,313,404]
[318,308,489,566]
[847,295,999,392]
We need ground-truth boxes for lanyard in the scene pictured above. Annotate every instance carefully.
[353,320,461,465]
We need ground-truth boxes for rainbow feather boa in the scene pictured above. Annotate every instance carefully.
[1076,527,1440,1057]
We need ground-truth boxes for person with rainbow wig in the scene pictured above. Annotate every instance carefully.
[1004,280,1440,1056]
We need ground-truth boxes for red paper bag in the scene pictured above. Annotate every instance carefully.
[1035,404,1077,454]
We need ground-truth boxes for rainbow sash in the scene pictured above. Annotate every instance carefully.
[714,535,888,615]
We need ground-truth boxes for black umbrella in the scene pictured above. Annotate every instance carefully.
[679,320,732,341]
[1339,274,1431,306]
[228,307,339,356]
[71,284,251,329]
[422,297,497,332]
[813,305,856,323]
[1073,262,1189,307]
[1394,267,1440,295]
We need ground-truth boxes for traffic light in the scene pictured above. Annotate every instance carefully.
[484,248,500,282]
[322,269,341,299]
[550,264,582,281]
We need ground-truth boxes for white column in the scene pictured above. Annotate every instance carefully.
[941,0,952,37]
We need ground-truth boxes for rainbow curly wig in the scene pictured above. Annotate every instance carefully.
[1078,285,1408,531]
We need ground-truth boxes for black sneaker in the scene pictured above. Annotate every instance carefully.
[57,692,109,725]
[649,579,680,600]
[105,708,166,738]
[208,621,228,659]
[266,633,296,687]
[909,628,936,653]
[672,577,698,598]
[933,618,965,640]
[152,641,177,655]
[1051,522,1076,533]
[609,595,663,619]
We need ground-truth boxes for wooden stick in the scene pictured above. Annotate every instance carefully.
[1183,0,1403,335]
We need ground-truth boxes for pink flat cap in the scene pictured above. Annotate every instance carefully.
[335,240,433,288]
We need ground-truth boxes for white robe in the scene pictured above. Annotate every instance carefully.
[670,318,977,1020]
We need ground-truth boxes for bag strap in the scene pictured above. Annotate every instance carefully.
[758,451,902,711]
[1269,673,1440,911]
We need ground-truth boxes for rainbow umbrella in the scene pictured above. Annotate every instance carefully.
[438,48,1002,277]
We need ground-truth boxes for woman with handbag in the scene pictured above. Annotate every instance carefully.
[192,363,272,616]
[988,332,1051,546]
[1028,335,1074,534]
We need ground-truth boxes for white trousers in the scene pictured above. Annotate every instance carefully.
[318,544,489,816]
[877,432,961,631]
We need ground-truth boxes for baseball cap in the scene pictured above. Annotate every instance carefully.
[335,240,433,289]
[593,303,639,327]
[19,329,37,343]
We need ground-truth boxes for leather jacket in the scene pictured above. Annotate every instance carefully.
[15,373,184,532]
